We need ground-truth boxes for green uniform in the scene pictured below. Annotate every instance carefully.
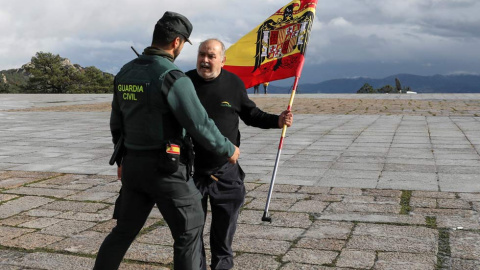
[94,47,235,270]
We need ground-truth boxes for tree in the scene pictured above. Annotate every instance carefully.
[0,83,9,93]
[357,83,375,93]
[79,66,114,93]
[24,52,81,93]
[23,51,113,93]
[395,78,402,92]
[378,85,395,93]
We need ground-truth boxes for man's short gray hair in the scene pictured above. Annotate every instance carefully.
[199,38,226,57]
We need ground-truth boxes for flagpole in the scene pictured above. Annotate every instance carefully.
[262,58,304,222]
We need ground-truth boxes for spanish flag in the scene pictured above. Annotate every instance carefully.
[166,144,180,155]
[224,0,317,89]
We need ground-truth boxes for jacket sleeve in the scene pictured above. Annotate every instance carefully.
[166,76,235,158]
[238,85,279,129]
[109,78,122,145]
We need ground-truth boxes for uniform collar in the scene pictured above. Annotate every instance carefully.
[143,47,174,62]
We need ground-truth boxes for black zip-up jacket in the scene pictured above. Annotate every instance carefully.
[186,69,279,173]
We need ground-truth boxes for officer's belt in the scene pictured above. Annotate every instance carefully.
[125,148,160,157]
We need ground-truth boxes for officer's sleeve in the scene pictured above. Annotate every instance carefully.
[167,76,235,158]
[109,78,122,144]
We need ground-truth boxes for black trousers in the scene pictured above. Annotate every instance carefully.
[94,151,204,270]
[194,162,245,270]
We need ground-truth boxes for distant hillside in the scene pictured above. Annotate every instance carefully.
[0,68,30,93]
[1,56,114,93]
[256,74,480,94]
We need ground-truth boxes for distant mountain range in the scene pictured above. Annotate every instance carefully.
[2,63,479,94]
[263,74,480,94]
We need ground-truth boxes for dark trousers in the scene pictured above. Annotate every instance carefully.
[94,151,204,270]
[194,162,245,270]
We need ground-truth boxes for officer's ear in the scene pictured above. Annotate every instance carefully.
[173,37,182,48]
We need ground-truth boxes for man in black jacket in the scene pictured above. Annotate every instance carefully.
[186,38,293,270]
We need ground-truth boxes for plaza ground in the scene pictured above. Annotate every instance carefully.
[0,94,479,269]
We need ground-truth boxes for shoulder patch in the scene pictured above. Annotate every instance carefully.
[169,70,185,80]
[162,70,185,96]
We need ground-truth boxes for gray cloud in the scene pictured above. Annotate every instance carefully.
[1,0,479,84]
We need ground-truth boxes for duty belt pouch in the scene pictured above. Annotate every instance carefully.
[158,142,180,174]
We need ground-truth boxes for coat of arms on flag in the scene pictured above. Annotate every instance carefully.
[254,1,315,72]
[263,24,301,58]
[224,0,317,89]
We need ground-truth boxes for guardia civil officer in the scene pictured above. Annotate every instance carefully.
[93,13,240,270]
[186,39,292,270]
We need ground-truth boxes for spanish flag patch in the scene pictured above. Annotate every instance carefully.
[166,144,180,155]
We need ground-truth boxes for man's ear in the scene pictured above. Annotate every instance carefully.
[172,37,181,49]
[221,56,226,67]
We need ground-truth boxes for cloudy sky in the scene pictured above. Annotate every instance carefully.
[1,0,479,85]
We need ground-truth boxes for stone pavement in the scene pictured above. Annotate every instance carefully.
[1,94,480,269]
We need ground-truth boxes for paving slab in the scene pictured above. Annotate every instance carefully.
[374,252,436,270]
[232,254,280,270]
[0,196,54,219]
[233,237,290,255]
[336,249,376,269]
